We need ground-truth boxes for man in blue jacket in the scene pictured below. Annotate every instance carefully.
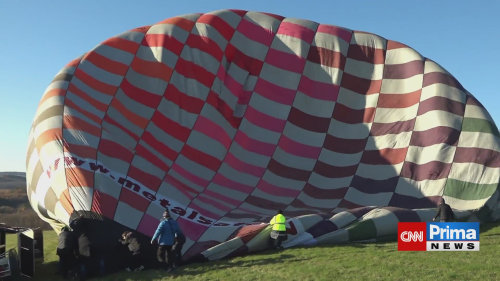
[151,209,183,272]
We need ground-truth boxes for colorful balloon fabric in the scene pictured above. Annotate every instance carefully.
[26,9,499,261]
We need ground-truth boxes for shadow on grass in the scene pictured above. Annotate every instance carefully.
[4,261,61,281]
[178,254,307,276]
[103,254,309,281]
[17,251,304,281]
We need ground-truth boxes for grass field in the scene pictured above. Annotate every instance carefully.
[5,222,499,281]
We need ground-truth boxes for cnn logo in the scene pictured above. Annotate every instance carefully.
[400,231,424,242]
[398,222,426,251]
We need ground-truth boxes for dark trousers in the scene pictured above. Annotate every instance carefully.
[276,235,285,248]
[124,252,142,269]
[56,248,76,277]
[269,231,287,249]
[172,241,184,266]
[157,245,174,268]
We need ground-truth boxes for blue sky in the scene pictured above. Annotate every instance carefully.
[1,0,499,172]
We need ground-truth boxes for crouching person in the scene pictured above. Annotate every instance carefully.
[119,231,144,272]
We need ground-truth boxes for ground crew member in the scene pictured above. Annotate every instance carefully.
[269,209,287,249]
[56,226,77,278]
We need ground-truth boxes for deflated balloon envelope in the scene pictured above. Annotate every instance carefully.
[26,9,499,261]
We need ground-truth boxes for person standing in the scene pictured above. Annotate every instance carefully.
[56,226,77,278]
[172,227,186,267]
[70,218,93,280]
[151,209,182,272]
[433,198,455,222]
[269,209,287,250]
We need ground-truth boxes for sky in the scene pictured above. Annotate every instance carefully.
[1,0,499,172]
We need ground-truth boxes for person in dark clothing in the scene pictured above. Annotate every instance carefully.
[151,209,184,272]
[69,218,91,259]
[56,226,77,278]
[70,218,95,280]
[172,230,186,267]
[433,198,455,222]
[75,231,92,279]
[119,231,144,272]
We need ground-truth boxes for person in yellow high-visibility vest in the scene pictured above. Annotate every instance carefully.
[269,209,287,249]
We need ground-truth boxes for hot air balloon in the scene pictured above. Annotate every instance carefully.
[26,9,499,264]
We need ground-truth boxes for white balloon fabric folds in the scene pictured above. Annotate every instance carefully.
[26,9,499,261]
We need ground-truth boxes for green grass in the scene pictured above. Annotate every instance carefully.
[5,222,499,281]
